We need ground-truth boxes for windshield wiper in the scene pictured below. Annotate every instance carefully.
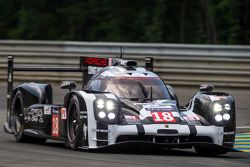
[137,82,154,102]
[137,81,149,100]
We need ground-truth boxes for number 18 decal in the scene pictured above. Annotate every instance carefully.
[151,112,176,123]
[52,115,59,137]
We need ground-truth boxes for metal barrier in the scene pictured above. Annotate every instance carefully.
[1,40,250,88]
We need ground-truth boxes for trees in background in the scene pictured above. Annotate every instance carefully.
[0,0,249,44]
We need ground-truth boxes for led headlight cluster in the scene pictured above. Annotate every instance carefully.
[213,103,223,112]
[97,99,105,109]
[95,99,117,120]
[214,113,231,122]
[213,103,231,122]
[213,103,231,112]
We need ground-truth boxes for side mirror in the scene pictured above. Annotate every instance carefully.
[61,81,76,90]
[199,84,214,92]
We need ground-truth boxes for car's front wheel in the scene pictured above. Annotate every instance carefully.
[67,95,86,150]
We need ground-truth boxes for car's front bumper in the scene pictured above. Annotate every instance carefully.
[87,124,233,149]
[108,124,224,145]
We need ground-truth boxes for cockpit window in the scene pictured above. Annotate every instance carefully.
[87,79,101,91]
[87,77,170,100]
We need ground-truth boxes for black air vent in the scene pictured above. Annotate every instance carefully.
[126,61,137,66]
[157,129,178,134]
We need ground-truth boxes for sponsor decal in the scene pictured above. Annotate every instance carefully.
[223,131,235,135]
[60,108,67,120]
[151,111,176,123]
[208,95,220,101]
[182,115,200,121]
[145,107,173,111]
[125,115,139,121]
[52,115,59,137]
[25,108,44,123]
[52,108,59,115]
[209,95,227,102]
[218,96,227,100]
[44,106,51,115]
[83,57,108,67]
[83,124,87,140]
[115,77,160,80]
[142,100,176,108]
[80,111,87,119]
[88,66,103,75]
[124,115,141,124]
[91,129,110,133]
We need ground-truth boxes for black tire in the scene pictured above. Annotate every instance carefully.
[194,146,228,156]
[12,90,46,143]
[67,95,86,150]
[12,91,29,142]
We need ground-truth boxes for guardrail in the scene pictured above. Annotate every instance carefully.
[1,40,250,88]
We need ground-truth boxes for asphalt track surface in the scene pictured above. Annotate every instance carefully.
[0,83,250,167]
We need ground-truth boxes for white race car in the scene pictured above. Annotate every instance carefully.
[4,57,236,155]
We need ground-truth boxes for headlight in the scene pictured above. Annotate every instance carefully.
[106,100,115,111]
[223,113,230,121]
[97,99,105,109]
[213,103,223,112]
[224,104,231,111]
[98,111,106,118]
[108,113,116,120]
[214,114,223,122]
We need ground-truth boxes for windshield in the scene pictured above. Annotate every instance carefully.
[98,77,170,100]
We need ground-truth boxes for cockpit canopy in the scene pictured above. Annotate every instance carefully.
[85,66,170,101]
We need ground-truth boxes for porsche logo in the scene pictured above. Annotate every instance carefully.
[164,124,169,128]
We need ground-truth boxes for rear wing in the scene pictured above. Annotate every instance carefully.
[6,56,153,129]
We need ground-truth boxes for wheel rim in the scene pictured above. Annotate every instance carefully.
[68,103,79,141]
[14,116,21,133]
[13,98,23,135]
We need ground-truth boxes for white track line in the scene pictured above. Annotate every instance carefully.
[236,126,250,129]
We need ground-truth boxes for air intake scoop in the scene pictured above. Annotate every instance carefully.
[112,59,137,67]
[126,60,137,66]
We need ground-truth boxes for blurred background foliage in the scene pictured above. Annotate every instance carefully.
[0,0,249,44]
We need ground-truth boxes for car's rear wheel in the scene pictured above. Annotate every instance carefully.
[12,91,46,143]
[67,95,86,150]
[194,146,228,156]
